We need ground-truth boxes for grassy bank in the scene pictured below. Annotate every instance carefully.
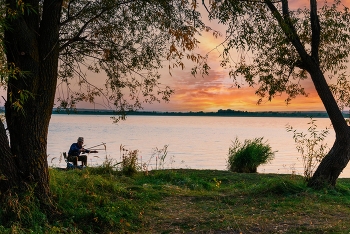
[3,167,350,233]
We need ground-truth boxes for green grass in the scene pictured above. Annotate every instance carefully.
[3,168,350,233]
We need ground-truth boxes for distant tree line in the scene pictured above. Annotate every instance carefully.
[50,108,350,118]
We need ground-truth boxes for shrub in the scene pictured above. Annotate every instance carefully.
[227,137,275,173]
[286,118,330,181]
[120,145,140,176]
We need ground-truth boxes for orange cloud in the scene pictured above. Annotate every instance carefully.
[144,62,325,112]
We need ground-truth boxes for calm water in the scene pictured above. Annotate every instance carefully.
[47,114,350,177]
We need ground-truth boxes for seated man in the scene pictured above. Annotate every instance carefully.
[68,137,98,166]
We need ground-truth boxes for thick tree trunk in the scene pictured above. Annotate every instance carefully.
[309,136,350,188]
[1,0,63,210]
[305,59,350,188]
[0,120,19,192]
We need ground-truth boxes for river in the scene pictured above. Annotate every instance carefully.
[47,114,346,177]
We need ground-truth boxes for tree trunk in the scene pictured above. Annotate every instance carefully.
[1,0,63,211]
[265,0,350,187]
[0,120,19,192]
[309,136,350,188]
[305,58,350,188]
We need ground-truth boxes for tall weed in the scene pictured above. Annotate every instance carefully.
[153,145,169,170]
[286,118,330,181]
[141,145,172,173]
[120,144,140,176]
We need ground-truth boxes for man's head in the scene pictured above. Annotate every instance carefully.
[77,137,84,147]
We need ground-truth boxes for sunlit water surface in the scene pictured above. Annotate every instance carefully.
[47,114,349,177]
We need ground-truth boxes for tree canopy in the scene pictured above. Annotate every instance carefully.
[207,0,350,106]
[205,0,350,187]
[0,0,211,223]
[56,0,210,114]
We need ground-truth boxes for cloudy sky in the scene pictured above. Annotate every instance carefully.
[73,1,350,112]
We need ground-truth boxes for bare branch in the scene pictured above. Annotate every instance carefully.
[310,0,320,63]
[60,1,91,26]
[59,7,109,52]
[202,0,210,14]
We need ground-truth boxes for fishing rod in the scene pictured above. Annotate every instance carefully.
[86,142,107,150]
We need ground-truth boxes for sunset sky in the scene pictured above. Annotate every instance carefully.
[67,1,350,112]
[142,0,329,113]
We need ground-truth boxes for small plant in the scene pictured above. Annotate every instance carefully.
[227,137,275,173]
[142,145,171,172]
[97,155,119,173]
[286,118,330,181]
[120,144,140,176]
[213,178,222,188]
[154,145,169,170]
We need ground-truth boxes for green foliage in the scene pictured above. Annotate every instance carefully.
[329,73,350,111]
[286,118,330,181]
[227,137,275,173]
[48,168,140,233]
[120,145,140,176]
[9,89,34,114]
[121,149,139,176]
[56,0,210,113]
[207,0,350,107]
[0,186,47,232]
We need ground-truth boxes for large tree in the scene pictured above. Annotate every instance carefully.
[0,0,206,214]
[205,0,350,188]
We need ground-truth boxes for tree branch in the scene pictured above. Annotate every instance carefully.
[310,0,320,63]
[264,0,309,63]
[59,7,108,52]
[60,1,91,26]
[202,0,210,14]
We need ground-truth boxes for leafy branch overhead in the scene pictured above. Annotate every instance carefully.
[57,0,213,112]
[208,0,350,107]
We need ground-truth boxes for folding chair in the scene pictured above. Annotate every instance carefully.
[63,152,75,169]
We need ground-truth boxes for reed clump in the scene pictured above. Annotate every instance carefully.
[227,137,276,173]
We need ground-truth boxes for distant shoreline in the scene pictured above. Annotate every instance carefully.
[51,109,350,118]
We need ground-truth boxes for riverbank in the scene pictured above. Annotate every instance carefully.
[4,168,350,233]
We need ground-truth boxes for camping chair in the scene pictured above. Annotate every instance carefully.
[63,152,76,169]
[63,152,68,163]
[63,152,84,169]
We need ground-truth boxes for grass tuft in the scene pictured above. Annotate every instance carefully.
[227,137,276,173]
